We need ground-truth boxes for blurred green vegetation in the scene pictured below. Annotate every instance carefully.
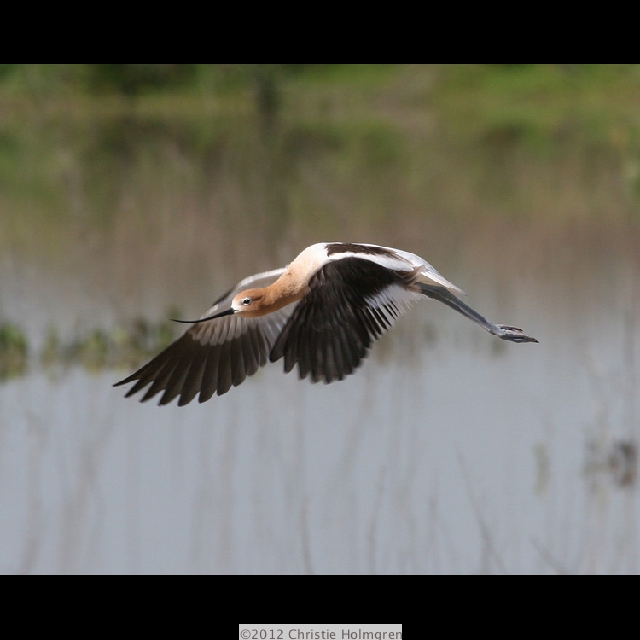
[0,296,182,380]
[0,64,394,97]
[1,63,638,127]
[0,311,180,382]
[434,64,640,146]
[1,64,638,141]
[2,64,639,234]
[39,310,179,374]
[0,323,28,381]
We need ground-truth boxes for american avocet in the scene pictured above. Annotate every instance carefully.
[114,242,537,405]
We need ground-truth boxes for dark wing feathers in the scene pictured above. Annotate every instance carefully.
[114,315,285,404]
[216,340,233,396]
[198,349,219,403]
[159,353,193,406]
[176,346,209,406]
[270,258,416,383]
[113,269,291,405]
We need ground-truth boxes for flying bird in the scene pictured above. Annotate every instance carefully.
[114,242,537,405]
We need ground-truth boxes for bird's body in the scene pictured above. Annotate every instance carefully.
[114,242,537,405]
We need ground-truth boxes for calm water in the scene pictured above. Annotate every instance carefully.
[1,83,639,573]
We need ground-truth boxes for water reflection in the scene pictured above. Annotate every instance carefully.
[1,71,639,573]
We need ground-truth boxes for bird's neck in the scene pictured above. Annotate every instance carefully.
[259,270,309,313]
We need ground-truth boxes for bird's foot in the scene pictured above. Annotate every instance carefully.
[496,324,539,343]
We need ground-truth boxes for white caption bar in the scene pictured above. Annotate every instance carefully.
[239,625,402,640]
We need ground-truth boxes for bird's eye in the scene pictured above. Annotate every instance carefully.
[241,298,252,305]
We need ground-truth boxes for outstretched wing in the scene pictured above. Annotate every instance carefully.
[269,258,420,383]
[114,268,294,405]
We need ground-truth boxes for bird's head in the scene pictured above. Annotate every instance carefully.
[228,289,267,317]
